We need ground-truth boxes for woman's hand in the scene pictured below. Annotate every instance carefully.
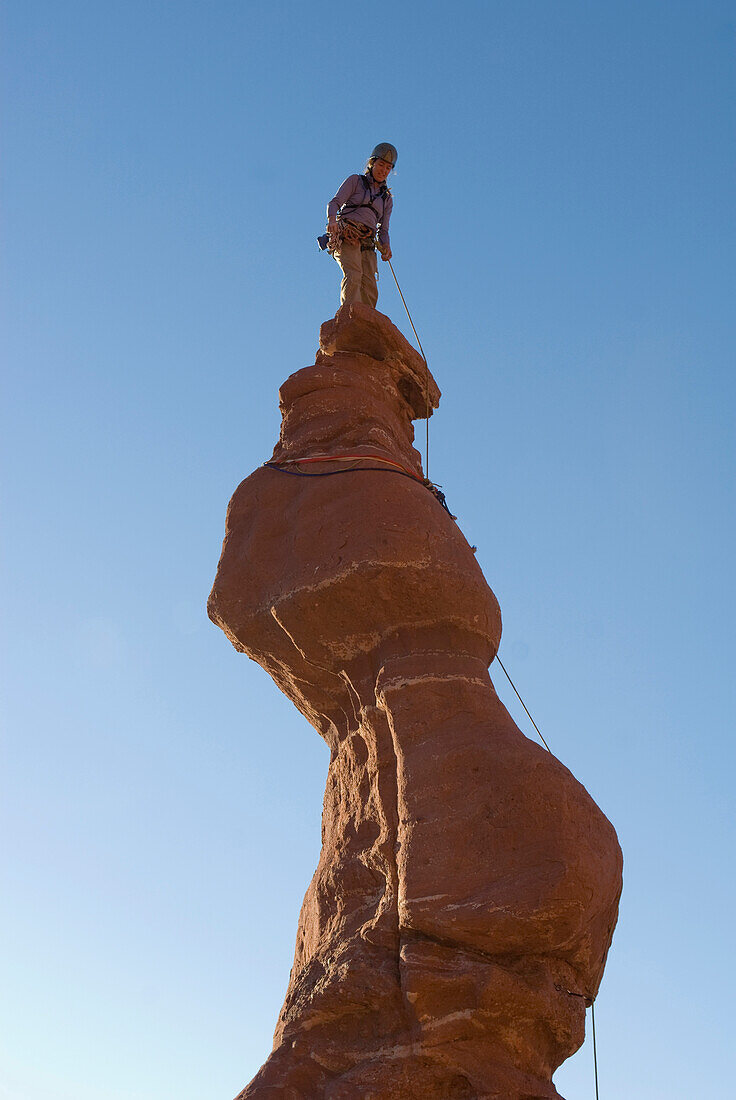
[380,246,392,261]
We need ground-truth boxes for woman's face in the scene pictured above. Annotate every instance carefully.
[371,157,393,183]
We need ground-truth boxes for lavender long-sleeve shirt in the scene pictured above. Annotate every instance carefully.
[327,174,393,248]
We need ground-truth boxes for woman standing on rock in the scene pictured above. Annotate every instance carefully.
[326,143,396,309]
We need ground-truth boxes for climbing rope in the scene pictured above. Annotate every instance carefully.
[386,259,432,479]
[263,457,454,515]
[591,999,600,1100]
[499,656,604,1100]
[270,452,423,481]
[493,654,553,754]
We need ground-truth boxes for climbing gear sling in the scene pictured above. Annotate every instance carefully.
[329,219,376,252]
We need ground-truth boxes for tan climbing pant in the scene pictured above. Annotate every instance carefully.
[333,242,379,308]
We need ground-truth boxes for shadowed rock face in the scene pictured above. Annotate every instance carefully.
[208,303,623,1100]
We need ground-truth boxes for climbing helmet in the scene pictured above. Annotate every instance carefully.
[369,143,398,167]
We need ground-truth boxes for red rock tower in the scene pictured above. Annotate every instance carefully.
[208,304,622,1099]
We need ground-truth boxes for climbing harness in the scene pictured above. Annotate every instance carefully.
[336,173,391,225]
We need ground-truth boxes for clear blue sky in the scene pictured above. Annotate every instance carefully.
[2,2,734,1097]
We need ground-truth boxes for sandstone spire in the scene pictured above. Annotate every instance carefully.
[208,303,623,1099]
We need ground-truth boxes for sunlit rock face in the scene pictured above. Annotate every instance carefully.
[208,303,622,1100]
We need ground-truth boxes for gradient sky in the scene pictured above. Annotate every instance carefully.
[2,2,735,1098]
